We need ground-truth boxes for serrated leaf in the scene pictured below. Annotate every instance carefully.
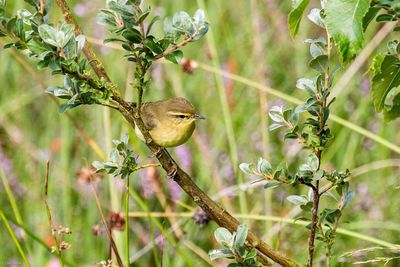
[326,0,371,62]
[371,55,400,113]
[214,227,233,246]
[288,0,311,38]
[164,50,183,64]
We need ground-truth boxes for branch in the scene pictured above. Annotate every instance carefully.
[154,35,194,60]
[53,1,299,266]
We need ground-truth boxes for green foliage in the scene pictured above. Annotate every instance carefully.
[371,41,400,121]
[92,134,138,179]
[288,0,310,38]
[98,4,208,66]
[209,224,259,266]
[325,0,371,63]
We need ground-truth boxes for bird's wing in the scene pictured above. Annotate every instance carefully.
[140,103,157,130]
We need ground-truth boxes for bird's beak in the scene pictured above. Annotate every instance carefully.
[193,113,206,120]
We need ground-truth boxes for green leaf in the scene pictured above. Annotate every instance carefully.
[58,103,79,113]
[234,224,248,254]
[269,123,283,131]
[264,180,282,189]
[313,169,324,181]
[256,158,272,175]
[288,0,310,38]
[239,163,256,175]
[309,54,328,73]
[287,195,309,206]
[164,50,183,64]
[45,86,71,99]
[341,191,355,209]
[268,105,284,123]
[164,17,182,43]
[362,3,380,30]
[172,11,194,35]
[376,14,395,22]
[209,248,234,260]
[245,248,257,261]
[0,0,5,16]
[371,55,400,112]
[307,8,324,28]
[384,93,400,122]
[214,227,233,247]
[145,37,163,54]
[38,23,74,48]
[146,15,160,35]
[92,161,105,172]
[122,28,142,44]
[326,0,371,62]
[296,77,316,92]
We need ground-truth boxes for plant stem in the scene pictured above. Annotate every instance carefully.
[0,210,31,267]
[44,161,65,267]
[90,181,124,267]
[125,177,130,267]
[307,181,320,267]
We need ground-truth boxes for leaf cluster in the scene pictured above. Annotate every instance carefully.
[97,1,208,66]
[209,224,259,267]
[92,134,138,179]
[0,0,115,112]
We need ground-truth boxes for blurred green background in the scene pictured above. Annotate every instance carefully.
[1,0,399,266]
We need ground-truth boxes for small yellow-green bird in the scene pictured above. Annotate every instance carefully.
[133,97,205,147]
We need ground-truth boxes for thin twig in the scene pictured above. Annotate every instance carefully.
[154,35,193,60]
[90,181,124,267]
[44,161,65,267]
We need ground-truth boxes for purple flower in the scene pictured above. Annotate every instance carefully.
[139,169,154,199]
[175,145,192,174]
[167,179,182,201]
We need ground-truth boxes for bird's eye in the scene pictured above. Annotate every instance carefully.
[178,115,186,119]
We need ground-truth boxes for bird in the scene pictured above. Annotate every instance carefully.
[132,97,205,147]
